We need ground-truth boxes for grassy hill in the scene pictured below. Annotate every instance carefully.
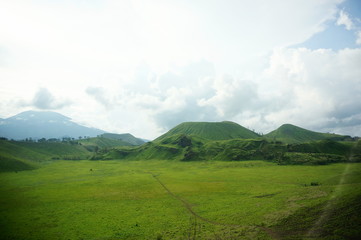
[99,133,145,145]
[92,134,222,161]
[91,122,358,164]
[0,139,91,172]
[79,137,133,151]
[0,134,146,172]
[155,121,260,142]
[92,133,361,165]
[0,154,37,172]
[2,121,360,171]
[265,124,348,143]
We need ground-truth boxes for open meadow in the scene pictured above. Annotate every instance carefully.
[1,160,360,239]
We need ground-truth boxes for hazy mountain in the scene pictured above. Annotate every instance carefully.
[264,123,348,143]
[0,111,105,140]
[155,121,260,141]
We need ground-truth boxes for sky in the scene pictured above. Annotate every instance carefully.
[1,0,361,140]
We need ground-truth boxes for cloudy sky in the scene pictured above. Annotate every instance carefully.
[1,0,361,139]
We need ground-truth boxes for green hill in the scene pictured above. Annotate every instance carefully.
[0,155,36,172]
[0,139,91,172]
[0,134,144,172]
[2,121,360,171]
[265,124,347,143]
[100,133,145,145]
[67,122,361,165]
[155,121,260,142]
[92,134,208,161]
[0,140,40,172]
[92,133,361,165]
[79,137,133,152]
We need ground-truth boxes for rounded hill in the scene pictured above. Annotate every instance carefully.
[155,121,260,141]
[265,124,346,143]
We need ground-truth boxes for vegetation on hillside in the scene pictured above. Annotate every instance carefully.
[0,139,92,172]
[0,136,138,172]
[1,121,360,172]
[99,133,145,145]
[155,121,260,141]
[92,134,361,165]
[79,136,133,152]
[264,124,350,143]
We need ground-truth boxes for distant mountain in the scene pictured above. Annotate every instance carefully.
[264,124,348,143]
[0,110,105,140]
[155,121,260,141]
[100,133,145,146]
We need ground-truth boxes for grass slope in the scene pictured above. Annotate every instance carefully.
[0,140,91,172]
[79,137,132,151]
[265,124,347,143]
[155,121,260,142]
[0,136,144,172]
[100,133,145,145]
[0,155,37,172]
[0,140,50,162]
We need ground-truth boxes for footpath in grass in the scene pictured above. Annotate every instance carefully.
[0,160,360,239]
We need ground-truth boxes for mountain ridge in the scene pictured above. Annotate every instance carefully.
[0,110,105,140]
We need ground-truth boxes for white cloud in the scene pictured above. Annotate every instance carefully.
[4,46,360,139]
[79,47,361,138]
[0,0,341,75]
[198,76,258,118]
[86,87,115,109]
[259,47,361,135]
[357,31,361,45]
[131,61,219,131]
[20,88,72,110]
[336,10,354,30]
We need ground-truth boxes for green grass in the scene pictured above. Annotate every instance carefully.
[1,160,360,239]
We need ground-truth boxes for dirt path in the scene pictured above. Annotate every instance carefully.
[148,172,281,239]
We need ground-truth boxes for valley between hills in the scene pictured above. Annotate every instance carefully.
[0,111,361,239]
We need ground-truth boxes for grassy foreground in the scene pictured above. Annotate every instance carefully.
[1,160,360,239]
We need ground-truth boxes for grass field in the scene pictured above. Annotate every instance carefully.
[1,160,360,240]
